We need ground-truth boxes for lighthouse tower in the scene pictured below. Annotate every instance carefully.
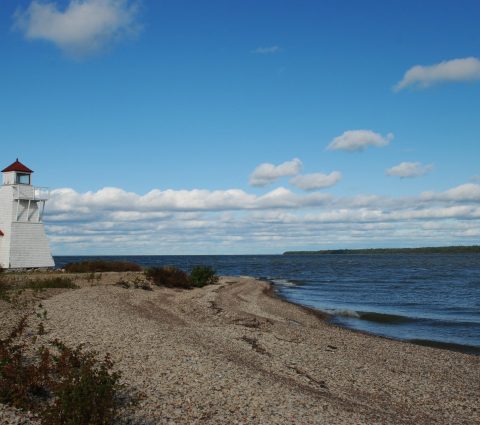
[0,159,54,269]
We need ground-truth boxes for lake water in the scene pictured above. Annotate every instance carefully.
[54,254,480,354]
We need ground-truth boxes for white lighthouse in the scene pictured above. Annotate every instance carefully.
[0,159,54,269]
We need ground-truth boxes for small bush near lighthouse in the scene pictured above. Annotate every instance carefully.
[145,265,219,288]
[190,265,219,287]
[145,266,191,288]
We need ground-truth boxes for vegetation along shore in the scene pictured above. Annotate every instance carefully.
[1,261,479,424]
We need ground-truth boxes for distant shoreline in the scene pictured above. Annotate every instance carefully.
[283,245,480,255]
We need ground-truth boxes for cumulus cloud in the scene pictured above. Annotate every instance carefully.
[249,158,302,187]
[14,0,140,57]
[327,130,393,152]
[290,171,342,191]
[421,183,480,202]
[386,162,433,178]
[43,182,480,254]
[47,184,332,218]
[394,57,480,91]
[252,46,281,54]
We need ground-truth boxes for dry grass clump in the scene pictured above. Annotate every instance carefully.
[64,260,142,274]
[0,270,11,302]
[25,277,78,291]
[115,276,153,291]
[0,274,77,303]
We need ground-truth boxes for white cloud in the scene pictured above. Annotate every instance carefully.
[252,46,281,54]
[46,183,480,219]
[14,0,140,58]
[327,130,393,152]
[249,158,302,187]
[290,171,342,191]
[44,182,480,254]
[47,184,332,218]
[394,57,480,91]
[421,183,480,202]
[386,162,433,178]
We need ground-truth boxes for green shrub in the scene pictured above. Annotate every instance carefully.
[189,266,219,288]
[25,277,78,291]
[0,319,127,425]
[145,266,191,288]
[0,318,43,410]
[64,260,142,273]
[42,341,123,425]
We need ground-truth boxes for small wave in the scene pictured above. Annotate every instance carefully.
[335,310,480,327]
[272,279,298,287]
[327,309,361,319]
[359,311,416,324]
[329,309,415,324]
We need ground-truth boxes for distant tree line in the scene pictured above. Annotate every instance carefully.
[283,246,480,255]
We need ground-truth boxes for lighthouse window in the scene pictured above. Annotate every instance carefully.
[16,173,30,185]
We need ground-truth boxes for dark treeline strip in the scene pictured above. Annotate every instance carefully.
[283,246,480,255]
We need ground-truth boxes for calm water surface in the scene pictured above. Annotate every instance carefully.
[54,254,480,354]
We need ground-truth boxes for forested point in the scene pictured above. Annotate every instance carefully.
[283,246,480,255]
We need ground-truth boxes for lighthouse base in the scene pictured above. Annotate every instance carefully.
[1,222,54,269]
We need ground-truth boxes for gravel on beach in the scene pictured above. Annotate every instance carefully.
[1,273,479,424]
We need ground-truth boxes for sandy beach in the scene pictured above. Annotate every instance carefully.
[1,272,479,424]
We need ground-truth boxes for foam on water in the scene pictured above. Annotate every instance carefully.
[271,279,297,287]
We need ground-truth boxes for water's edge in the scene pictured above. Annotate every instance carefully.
[54,255,480,356]
[268,281,480,356]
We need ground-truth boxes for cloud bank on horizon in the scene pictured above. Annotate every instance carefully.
[45,181,480,254]
[42,121,475,253]
[14,0,140,58]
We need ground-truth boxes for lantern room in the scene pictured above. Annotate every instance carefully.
[2,159,34,186]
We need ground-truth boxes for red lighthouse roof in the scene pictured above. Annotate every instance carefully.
[1,159,34,173]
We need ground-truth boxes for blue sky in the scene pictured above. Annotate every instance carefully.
[1,0,479,254]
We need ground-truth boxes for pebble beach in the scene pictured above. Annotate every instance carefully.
[1,273,479,424]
